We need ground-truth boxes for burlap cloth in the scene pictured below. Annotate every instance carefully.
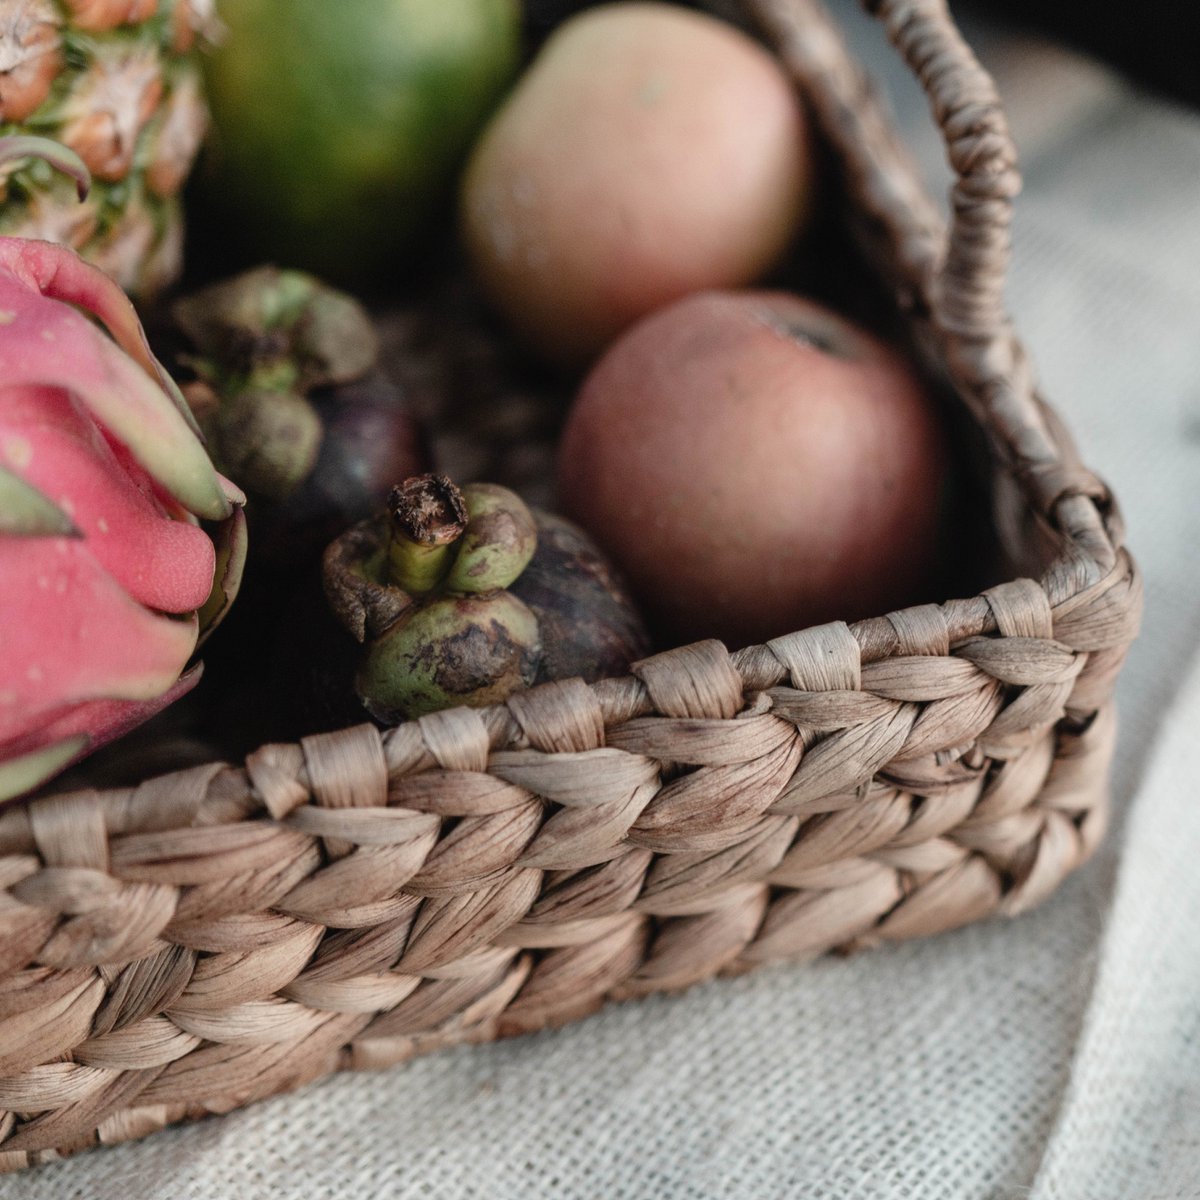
[5,4,1199,1196]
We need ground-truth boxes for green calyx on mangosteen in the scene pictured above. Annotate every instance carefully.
[443,481,539,594]
[359,591,542,721]
[323,472,650,722]
[173,267,428,571]
[175,267,379,500]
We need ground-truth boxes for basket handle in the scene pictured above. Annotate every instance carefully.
[748,0,1020,340]
[746,0,1119,574]
[865,0,1020,340]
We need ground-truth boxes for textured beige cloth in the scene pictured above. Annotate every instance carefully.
[5,5,1200,1197]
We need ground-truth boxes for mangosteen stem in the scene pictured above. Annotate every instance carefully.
[386,474,469,595]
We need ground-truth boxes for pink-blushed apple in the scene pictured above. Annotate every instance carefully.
[460,3,813,366]
[556,290,951,648]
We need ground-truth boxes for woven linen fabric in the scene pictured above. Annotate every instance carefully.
[5,5,1200,1197]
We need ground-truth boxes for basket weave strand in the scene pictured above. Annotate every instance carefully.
[0,0,1140,1171]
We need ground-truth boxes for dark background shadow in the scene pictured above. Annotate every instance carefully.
[964,0,1198,110]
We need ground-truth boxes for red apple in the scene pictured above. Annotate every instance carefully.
[460,3,813,365]
[556,290,951,648]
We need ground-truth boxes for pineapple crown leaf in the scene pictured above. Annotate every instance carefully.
[0,135,91,201]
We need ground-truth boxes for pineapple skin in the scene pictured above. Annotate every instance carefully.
[0,0,217,296]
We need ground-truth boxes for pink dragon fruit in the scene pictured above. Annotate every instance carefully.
[0,137,247,804]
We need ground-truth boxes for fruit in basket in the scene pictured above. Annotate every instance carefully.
[327,475,537,720]
[460,2,812,364]
[0,223,246,803]
[557,290,950,648]
[324,473,649,721]
[171,266,429,570]
[509,510,651,686]
[200,0,521,281]
[0,0,216,296]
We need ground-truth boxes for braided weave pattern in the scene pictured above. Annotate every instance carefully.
[0,0,1141,1171]
[0,560,1140,1169]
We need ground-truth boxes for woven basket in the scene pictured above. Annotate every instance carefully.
[0,0,1140,1171]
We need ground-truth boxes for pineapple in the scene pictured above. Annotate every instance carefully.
[0,0,217,296]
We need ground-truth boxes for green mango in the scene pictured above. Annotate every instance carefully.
[202,0,521,281]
